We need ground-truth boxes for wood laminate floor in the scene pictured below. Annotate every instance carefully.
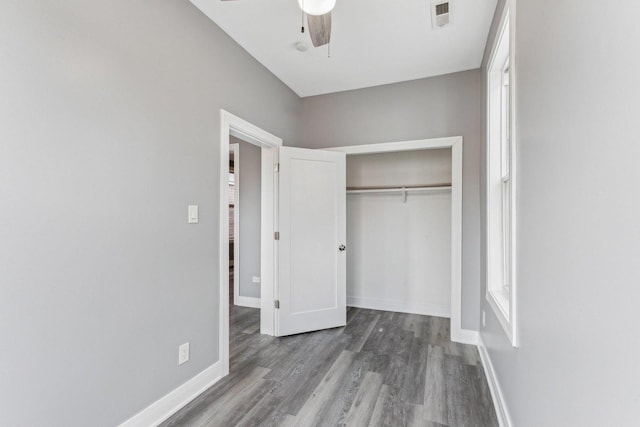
[162,306,498,427]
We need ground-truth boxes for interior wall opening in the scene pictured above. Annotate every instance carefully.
[229,136,263,310]
[227,135,264,365]
[219,110,282,377]
[345,148,453,318]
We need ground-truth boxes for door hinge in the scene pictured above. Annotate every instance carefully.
[274,231,280,240]
[274,300,280,309]
[274,163,280,172]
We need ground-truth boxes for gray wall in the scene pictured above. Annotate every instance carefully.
[479,0,640,425]
[298,70,482,330]
[0,1,300,425]
[233,137,262,299]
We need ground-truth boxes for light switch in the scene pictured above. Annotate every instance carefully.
[188,205,198,224]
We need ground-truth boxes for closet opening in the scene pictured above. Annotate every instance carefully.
[345,148,453,318]
[326,137,469,343]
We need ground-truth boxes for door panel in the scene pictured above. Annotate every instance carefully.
[277,146,346,336]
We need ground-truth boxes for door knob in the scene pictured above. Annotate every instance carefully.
[339,244,346,251]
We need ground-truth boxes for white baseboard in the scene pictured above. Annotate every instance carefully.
[477,335,512,427]
[347,296,450,318]
[235,296,260,309]
[451,328,478,345]
[119,361,224,427]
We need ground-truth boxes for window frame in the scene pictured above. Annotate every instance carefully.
[486,6,518,346]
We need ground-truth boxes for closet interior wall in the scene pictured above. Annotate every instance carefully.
[346,148,453,317]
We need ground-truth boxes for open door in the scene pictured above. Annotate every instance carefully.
[276,146,346,336]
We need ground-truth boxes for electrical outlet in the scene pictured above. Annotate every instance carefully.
[178,342,190,365]
[482,310,486,327]
[252,276,261,283]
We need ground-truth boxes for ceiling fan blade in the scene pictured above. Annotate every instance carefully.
[307,12,331,47]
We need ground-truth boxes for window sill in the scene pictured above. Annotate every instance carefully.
[486,288,516,346]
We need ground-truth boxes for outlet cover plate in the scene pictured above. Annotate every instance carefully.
[178,342,190,365]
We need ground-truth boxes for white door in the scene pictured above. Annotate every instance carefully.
[277,146,346,336]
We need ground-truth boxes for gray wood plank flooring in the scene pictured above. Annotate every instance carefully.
[162,306,498,427]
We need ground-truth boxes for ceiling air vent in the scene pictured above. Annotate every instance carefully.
[431,1,451,29]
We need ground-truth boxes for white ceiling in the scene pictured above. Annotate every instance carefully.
[191,0,497,97]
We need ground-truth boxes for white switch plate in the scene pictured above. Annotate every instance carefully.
[188,205,198,224]
[252,276,261,283]
[178,342,190,365]
[482,310,486,327]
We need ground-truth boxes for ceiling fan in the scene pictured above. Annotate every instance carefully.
[222,0,335,49]
[297,0,334,48]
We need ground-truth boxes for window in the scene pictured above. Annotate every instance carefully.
[487,9,517,345]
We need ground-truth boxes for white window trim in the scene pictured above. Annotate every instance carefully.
[486,4,518,346]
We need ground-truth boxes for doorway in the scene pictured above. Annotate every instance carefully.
[229,140,262,309]
[218,110,282,377]
[219,111,347,377]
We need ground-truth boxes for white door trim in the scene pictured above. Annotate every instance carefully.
[325,136,472,344]
[219,110,282,377]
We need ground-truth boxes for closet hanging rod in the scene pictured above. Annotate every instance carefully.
[346,183,452,193]
[346,187,451,195]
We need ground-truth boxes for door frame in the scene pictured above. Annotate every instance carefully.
[219,110,282,376]
[326,136,474,344]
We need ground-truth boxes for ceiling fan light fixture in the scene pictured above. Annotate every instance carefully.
[297,0,336,16]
